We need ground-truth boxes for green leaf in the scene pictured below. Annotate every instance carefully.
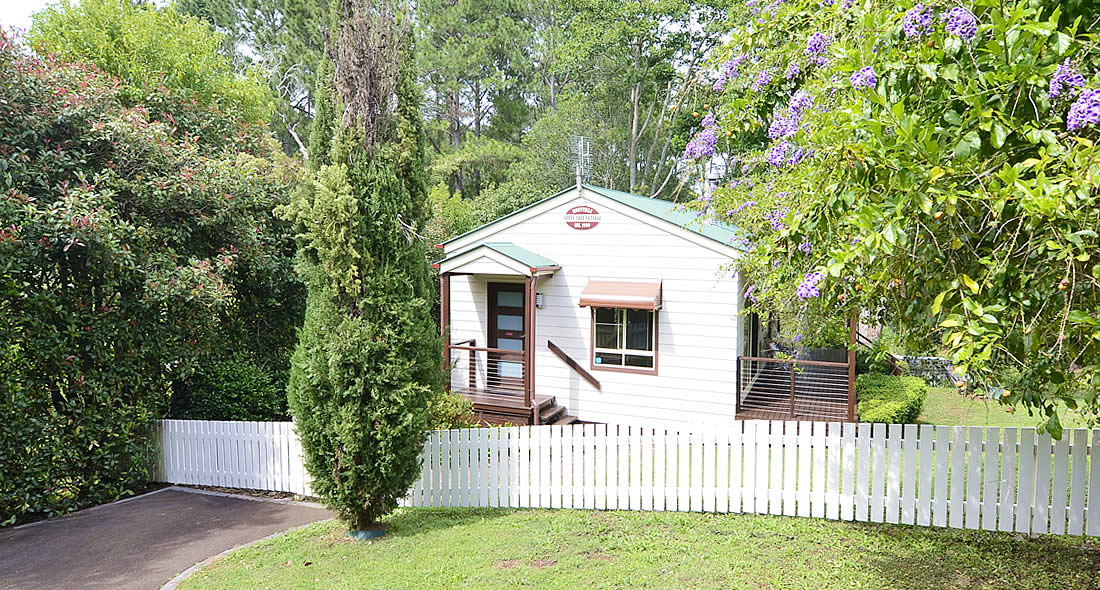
[917,63,937,80]
[960,274,979,294]
[931,291,947,315]
[991,121,1008,149]
[954,131,981,160]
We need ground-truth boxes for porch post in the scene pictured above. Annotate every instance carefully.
[526,275,538,425]
[848,309,858,422]
[440,272,451,381]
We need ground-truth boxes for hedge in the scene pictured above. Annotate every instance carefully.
[857,374,927,424]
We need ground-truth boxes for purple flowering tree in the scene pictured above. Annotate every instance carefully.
[690,0,1100,435]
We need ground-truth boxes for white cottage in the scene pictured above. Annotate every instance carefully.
[435,184,855,428]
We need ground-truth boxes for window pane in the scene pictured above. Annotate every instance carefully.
[594,307,616,324]
[625,354,654,369]
[594,352,623,366]
[595,323,619,349]
[497,338,523,351]
[497,360,523,378]
[625,310,653,351]
[497,314,523,331]
[497,290,523,307]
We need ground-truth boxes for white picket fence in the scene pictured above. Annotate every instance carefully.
[154,420,1100,537]
[408,422,1100,536]
[154,420,313,496]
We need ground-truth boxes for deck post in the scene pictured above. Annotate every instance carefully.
[526,275,538,425]
[848,309,858,422]
[735,358,742,414]
[789,362,796,419]
[440,272,451,386]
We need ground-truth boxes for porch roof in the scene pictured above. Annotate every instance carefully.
[434,242,560,277]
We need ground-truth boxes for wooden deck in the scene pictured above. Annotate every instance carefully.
[737,356,855,422]
[454,387,577,426]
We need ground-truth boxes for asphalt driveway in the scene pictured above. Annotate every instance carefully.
[0,487,332,590]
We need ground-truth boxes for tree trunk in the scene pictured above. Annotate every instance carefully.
[628,41,642,192]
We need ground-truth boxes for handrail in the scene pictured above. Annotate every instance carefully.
[448,344,526,358]
[738,355,850,368]
[547,340,601,391]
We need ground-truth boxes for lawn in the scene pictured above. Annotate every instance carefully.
[918,386,1090,429]
[179,508,1099,589]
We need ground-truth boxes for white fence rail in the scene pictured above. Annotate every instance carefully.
[154,420,1100,537]
[154,420,312,496]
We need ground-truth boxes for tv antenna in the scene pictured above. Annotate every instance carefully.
[573,135,592,188]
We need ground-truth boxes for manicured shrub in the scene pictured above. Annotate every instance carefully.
[858,374,927,424]
[170,357,288,421]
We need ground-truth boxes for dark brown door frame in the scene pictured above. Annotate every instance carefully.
[487,282,526,395]
[487,282,525,349]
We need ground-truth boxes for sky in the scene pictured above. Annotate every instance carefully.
[0,0,55,34]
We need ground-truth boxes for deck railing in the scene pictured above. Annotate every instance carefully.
[737,356,854,422]
[448,342,530,401]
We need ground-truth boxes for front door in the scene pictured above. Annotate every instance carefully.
[487,282,525,392]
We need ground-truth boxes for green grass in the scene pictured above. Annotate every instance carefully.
[179,508,1099,589]
[918,387,1089,429]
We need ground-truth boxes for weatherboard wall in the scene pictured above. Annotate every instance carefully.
[444,188,742,428]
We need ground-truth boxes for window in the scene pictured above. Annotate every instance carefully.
[592,307,656,371]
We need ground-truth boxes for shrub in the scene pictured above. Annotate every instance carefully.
[170,357,288,421]
[428,391,477,430]
[858,375,927,424]
[0,26,295,525]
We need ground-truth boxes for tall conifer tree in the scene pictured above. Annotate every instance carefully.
[280,0,442,530]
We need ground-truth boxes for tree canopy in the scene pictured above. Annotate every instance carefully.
[30,0,274,128]
[691,0,1100,434]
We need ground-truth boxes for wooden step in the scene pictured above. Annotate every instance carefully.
[552,414,579,425]
[540,403,566,423]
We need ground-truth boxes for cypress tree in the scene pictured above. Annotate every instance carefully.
[280,0,442,531]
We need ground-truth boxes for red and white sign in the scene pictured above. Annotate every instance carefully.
[564,205,601,230]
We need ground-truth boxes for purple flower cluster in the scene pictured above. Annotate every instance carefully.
[1067,89,1100,132]
[701,112,717,128]
[796,271,825,300]
[768,114,799,140]
[789,90,814,113]
[1049,59,1085,100]
[765,206,790,231]
[683,128,718,159]
[786,62,800,80]
[752,69,774,91]
[903,4,933,39]
[798,241,812,254]
[768,91,815,141]
[766,140,808,167]
[805,32,832,57]
[728,200,758,215]
[713,54,748,92]
[850,66,877,90]
[944,7,978,40]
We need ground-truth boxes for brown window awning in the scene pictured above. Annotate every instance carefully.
[579,280,662,311]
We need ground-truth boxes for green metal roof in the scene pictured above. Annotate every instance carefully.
[582,185,741,249]
[439,184,742,251]
[438,241,559,270]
